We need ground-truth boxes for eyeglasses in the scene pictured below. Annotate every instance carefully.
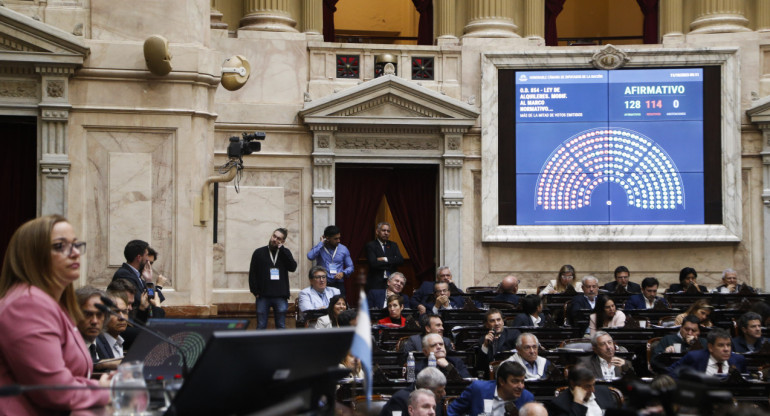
[52,240,87,256]
[312,274,327,280]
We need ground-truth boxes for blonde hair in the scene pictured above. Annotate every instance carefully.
[0,215,82,323]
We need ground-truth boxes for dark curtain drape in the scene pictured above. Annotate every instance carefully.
[636,0,659,44]
[412,0,434,45]
[545,0,567,46]
[323,0,339,42]
[384,168,436,283]
[0,118,37,261]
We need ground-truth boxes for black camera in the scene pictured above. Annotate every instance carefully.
[227,132,266,160]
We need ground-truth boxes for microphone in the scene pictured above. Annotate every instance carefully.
[97,296,190,377]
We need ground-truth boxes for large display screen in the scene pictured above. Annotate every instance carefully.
[510,68,709,225]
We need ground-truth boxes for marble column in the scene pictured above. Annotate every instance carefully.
[757,0,770,32]
[311,127,336,239]
[523,0,544,40]
[240,0,298,32]
[689,0,750,34]
[302,0,323,36]
[463,0,518,38]
[442,128,465,288]
[210,0,228,30]
[36,65,74,217]
[660,0,683,37]
[437,0,459,43]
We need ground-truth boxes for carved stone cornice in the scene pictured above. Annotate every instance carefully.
[0,80,37,98]
[443,196,464,207]
[313,156,334,166]
[309,124,338,132]
[339,126,438,134]
[444,158,464,168]
[41,107,70,121]
[336,137,439,150]
[40,157,70,176]
[35,65,77,76]
[0,33,46,52]
[332,94,448,118]
[312,196,333,206]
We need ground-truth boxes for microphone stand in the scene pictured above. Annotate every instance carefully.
[96,299,190,378]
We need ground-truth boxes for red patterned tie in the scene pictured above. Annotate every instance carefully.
[717,362,723,374]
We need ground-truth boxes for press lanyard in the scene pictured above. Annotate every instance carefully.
[323,246,338,261]
[269,248,278,266]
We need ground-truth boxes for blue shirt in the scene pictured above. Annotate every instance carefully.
[306,241,354,282]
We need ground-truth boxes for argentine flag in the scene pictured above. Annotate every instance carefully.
[351,290,372,406]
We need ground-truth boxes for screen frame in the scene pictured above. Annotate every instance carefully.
[480,46,742,242]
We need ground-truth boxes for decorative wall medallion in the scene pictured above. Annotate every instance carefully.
[46,80,64,98]
[591,45,629,70]
[447,137,460,150]
[317,136,329,148]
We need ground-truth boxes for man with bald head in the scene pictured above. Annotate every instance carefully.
[519,402,548,416]
[493,275,520,306]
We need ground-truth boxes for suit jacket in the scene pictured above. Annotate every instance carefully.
[652,333,705,358]
[602,281,641,293]
[411,281,465,309]
[492,293,519,306]
[547,385,617,416]
[401,334,454,353]
[447,380,534,416]
[112,263,145,309]
[577,354,635,379]
[475,327,521,376]
[667,348,747,376]
[714,284,755,294]
[414,356,471,378]
[568,295,595,326]
[365,240,405,291]
[510,313,546,328]
[380,387,445,416]
[624,294,669,310]
[368,289,410,310]
[0,284,110,414]
[95,334,115,360]
[666,283,708,293]
[731,336,769,353]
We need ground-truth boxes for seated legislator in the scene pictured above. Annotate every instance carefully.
[601,265,641,293]
[547,365,618,416]
[673,299,713,327]
[378,294,407,327]
[298,266,340,314]
[447,361,534,416]
[369,272,409,309]
[624,277,669,310]
[510,295,547,328]
[732,312,769,353]
[381,367,447,416]
[568,276,600,326]
[587,295,626,336]
[492,275,520,306]
[651,315,705,372]
[539,264,582,296]
[504,333,555,380]
[408,389,437,416]
[714,268,754,294]
[428,281,465,315]
[414,334,471,379]
[97,293,129,359]
[0,215,110,413]
[400,314,454,353]
[411,266,464,314]
[476,309,521,377]
[579,331,635,380]
[75,287,111,365]
[315,294,347,329]
[668,328,746,377]
[667,267,708,293]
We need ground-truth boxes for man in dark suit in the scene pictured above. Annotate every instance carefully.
[75,287,113,367]
[447,361,534,416]
[401,314,454,353]
[369,272,410,309]
[714,268,755,294]
[666,267,708,293]
[547,365,618,416]
[111,240,162,323]
[414,334,471,379]
[425,282,465,315]
[624,277,669,310]
[578,331,635,380]
[651,315,704,372]
[511,295,547,328]
[668,328,747,377]
[569,276,599,326]
[381,367,446,416]
[492,275,520,305]
[411,266,465,314]
[732,312,769,353]
[602,265,641,293]
[365,222,405,292]
[475,309,521,378]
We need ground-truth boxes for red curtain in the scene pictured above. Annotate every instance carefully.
[384,168,436,282]
[545,0,567,46]
[323,0,339,42]
[636,0,659,44]
[412,0,434,45]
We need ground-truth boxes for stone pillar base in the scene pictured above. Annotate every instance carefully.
[240,12,298,32]
[463,19,519,38]
[690,14,751,34]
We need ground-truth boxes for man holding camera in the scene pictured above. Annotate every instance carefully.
[249,228,297,329]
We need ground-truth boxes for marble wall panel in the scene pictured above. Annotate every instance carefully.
[108,152,152,265]
[90,0,208,44]
[84,129,175,288]
[224,186,284,273]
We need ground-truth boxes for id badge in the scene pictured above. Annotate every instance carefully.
[329,267,338,276]
[270,268,280,280]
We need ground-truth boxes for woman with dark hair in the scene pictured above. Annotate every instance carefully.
[378,294,406,327]
[540,264,582,296]
[674,298,713,327]
[667,267,708,293]
[0,215,111,414]
[588,295,626,336]
[315,294,347,328]
[511,294,547,327]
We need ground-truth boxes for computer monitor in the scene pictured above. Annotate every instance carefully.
[166,328,354,416]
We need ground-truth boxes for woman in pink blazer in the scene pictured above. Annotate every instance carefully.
[0,215,111,415]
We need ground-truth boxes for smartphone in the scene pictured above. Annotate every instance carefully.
[146,282,155,299]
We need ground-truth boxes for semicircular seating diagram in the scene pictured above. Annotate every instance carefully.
[535,127,685,211]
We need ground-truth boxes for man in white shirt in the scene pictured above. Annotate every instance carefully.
[505,333,554,380]
[98,295,129,359]
[298,266,341,313]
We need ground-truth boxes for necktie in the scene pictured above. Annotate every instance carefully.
[717,361,723,374]
[89,344,98,362]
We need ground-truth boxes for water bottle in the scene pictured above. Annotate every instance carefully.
[406,352,416,382]
[428,352,437,368]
